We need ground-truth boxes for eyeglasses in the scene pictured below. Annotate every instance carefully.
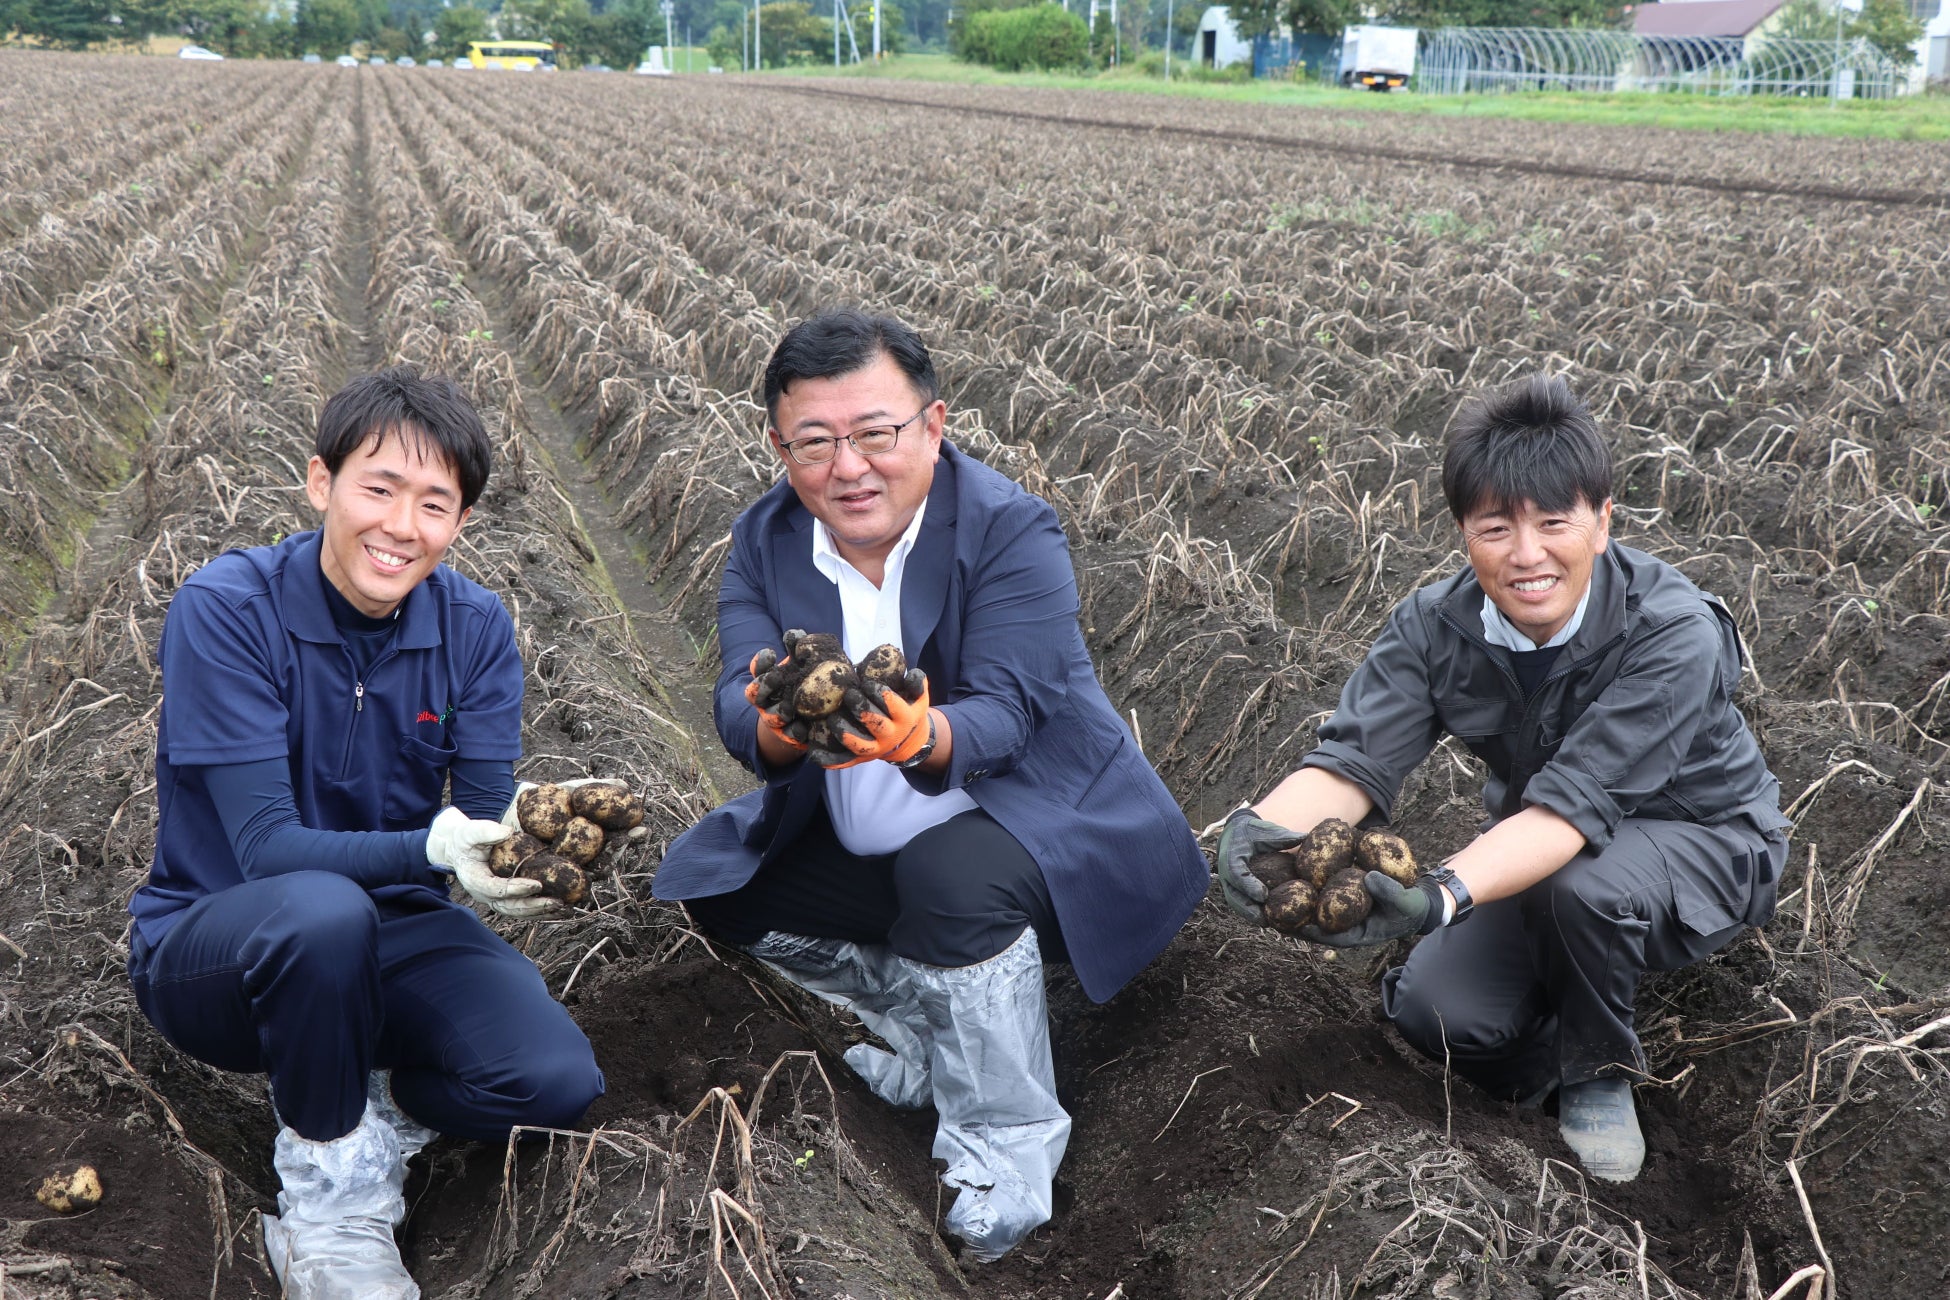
[774,406,928,466]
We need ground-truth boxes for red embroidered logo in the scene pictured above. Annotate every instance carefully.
[416,710,440,724]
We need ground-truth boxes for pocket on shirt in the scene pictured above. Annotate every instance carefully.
[382,734,457,829]
[1436,696,1512,740]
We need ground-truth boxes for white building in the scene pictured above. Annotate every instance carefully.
[1196,6,1253,69]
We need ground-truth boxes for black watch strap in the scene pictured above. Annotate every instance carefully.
[1426,864,1474,928]
[894,713,937,769]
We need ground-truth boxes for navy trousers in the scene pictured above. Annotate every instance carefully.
[683,806,1068,969]
[1381,816,1789,1097]
[128,872,604,1143]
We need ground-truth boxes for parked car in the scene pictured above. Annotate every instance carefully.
[178,44,223,60]
[425,57,443,67]
[451,58,471,68]
[337,54,359,66]
[301,52,322,63]
[369,54,386,65]
[395,54,416,66]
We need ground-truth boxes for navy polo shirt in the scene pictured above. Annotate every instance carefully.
[132,531,524,944]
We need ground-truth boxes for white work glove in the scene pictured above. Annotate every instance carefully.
[426,806,559,920]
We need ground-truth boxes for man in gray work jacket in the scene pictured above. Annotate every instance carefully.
[1217,373,1790,1182]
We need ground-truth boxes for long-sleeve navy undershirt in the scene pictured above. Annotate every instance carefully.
[199,756,514,886]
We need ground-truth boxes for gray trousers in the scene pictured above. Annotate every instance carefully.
[1381,816,1790,1098]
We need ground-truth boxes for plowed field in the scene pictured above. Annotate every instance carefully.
[3,53,1949,1300]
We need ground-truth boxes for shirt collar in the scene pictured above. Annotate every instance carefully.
[278,530,443,649]
[1480,584,1591,653]
[811,498,930,586]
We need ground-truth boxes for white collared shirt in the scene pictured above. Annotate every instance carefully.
[813,501,978,857]
[1479,585,1591,653]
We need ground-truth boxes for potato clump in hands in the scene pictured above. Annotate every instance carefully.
[500,779,649,905]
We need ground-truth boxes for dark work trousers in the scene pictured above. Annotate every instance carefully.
[683,805,1069,969]
[1381,816,1789,1098]
[128,872,604,1143]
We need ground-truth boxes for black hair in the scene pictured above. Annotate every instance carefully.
[314,367,492,509]
[1441,373,1612,522]
[762,308,939,426]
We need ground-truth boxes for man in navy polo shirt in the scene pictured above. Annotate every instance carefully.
[127,368,604,1300]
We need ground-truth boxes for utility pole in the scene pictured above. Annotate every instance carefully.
[662,0,674,62]
[872,0,881,59]
[1164,0,1172,79]
[835,0,840,65]
[755,0,762,68]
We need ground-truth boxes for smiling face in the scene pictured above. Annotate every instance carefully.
[305,427,471,617]
[771,350,944,583]
[1460,495,1612,645]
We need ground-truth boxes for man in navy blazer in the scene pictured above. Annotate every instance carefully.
[654,309,1208,1262]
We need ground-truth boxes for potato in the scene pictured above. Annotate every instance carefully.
[36,1164,102,1213]
[519,854,588,905]
[552,816,604,866]
[1263,878,1318,934]
[516,783,573,842]
[1246,849,1297,890]
[1315,868,1373,934]
[569,782,645,832]
[488,831,548,878]
[1293,817,1356,889]
[1355,828,1418,887]
[856,643,908,694]
[794,658,859,719]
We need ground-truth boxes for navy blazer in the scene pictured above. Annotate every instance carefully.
[653,444,1209,1002]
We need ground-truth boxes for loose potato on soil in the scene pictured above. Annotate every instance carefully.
[488,831,548,879]
[552,816,605,867]
[1293,818,1356,889]
[519,855,588,906]
[1264,878,1319,934]
[516,783,574,842]
[36,1165,102,1213]
[1355,829,1419,887]
[1316,869,1373,934]
[569,782,645,832]
[1247,849,1297,890]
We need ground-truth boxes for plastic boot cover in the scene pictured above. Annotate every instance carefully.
[747,931,933,1109]
[262,1104,420,1300]
[368,1070,437,1161]
[907,929,1071,1263]
[1559,1077,1645,1182]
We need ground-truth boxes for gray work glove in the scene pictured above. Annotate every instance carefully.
[1214,805,1306,925]
[1300,871,1446,948]
[427,806,557,920]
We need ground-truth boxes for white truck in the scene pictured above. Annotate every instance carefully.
[1339,25,1417,90]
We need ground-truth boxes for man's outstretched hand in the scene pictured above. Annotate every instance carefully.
[427,806,559,920]
[1214,806,1305,925]
[813,673,933,770]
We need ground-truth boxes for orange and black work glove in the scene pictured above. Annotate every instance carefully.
[811,671,933,770]
[744,646,808,752]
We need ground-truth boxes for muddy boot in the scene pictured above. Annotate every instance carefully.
[1559,1077,1644,1182]
[907,929,1071,1264]
[368,1071,437,1162]
[261,1104,419,1300]
[747,932,934,1109]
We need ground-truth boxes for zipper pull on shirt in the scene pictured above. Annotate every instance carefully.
[355,681,365,712]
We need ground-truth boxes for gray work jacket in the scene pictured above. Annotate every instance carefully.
[1303,544,1790,912]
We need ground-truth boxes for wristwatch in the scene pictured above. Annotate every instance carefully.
[1426,864,1474,926]
[894,712,938,769]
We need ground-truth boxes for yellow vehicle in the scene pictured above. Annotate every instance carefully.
[466,40,558,70]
